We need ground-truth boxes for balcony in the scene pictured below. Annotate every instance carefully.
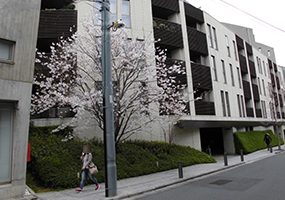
[38,10,77,39]
[276,76,280,89]
[246,42,253,55]
[164,58,187,86]
[271,73,276,87]
[239,54,248,74]
[248,60,256,77]
[243,80,252,99]
[195,101,215,115]
[277,112,281,119]
[279,94,283,107]
[268,59,273,69]
[255,108,262,118]
[274,63,278,72]
[252,84,260,102]
[187,27,208,55]
[191,63,212,90]
[153,17,183,51]
[184,2,204,24]
[152,0,179,19]
[246,107,254,117]
[236,35,244,49]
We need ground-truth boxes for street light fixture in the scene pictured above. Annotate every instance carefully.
[96,0,124,197]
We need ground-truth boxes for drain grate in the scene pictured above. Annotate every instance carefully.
[210,179,233,186]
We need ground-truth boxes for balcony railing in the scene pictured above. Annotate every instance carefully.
[152,0,179,14]
[246,42,253,55]
[276,76,280,89]
[246,107,254,117]
[279,94,283,107]
[274,63,278,72]
[282,112,285,119]
[184,2,204,24]
[271,73,276,87]
[38,10,77,39]
[252,84,260,102]
[195,101,215,116]
[187,27,208,55]
[277,112,281,119]
[255,108,262,118]
[268,59,273,69]
[164,58,187,86]
[191,63,212,90]
[153,17,183,50]
[236,35,244,49]
[243,80,252,99]
[248,60,256,77]
[239,54,248,74]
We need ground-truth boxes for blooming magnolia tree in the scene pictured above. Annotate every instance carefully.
[32,17,191,145]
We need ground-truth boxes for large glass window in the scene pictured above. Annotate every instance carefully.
[241,95,245,117]
[225,92,231,117]
[221,91,226,116]
[0,103,13,183]
[221,60,227,84]
[237,67,242,88]
[237,95,242,117]
[211,56,217,81]
[233,41,238,60]
[0,39,15,63]
[225,35,230,57]
[207,24,213,48]
[122,0,130,28]
[230,64,234,86]
[212,27,218,50]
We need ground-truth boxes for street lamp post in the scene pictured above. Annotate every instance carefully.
[100,0,117,197]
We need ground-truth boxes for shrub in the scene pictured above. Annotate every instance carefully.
[28,125,215,190]
[233,130,284,154]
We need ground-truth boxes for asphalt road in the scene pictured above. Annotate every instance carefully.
[137,152,285,200]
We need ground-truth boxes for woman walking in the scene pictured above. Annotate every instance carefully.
[77,145,100,192]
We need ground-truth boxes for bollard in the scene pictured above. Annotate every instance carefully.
[178,161,183,178]
[224,152,228,166]
[270,145,273,153]
[240,149,244,162]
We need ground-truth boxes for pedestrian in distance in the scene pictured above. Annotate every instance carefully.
[76,145,100,192]
[263,133,272,151]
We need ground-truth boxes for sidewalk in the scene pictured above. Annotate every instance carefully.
[21,146,283,200]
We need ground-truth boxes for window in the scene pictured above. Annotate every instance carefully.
[258,78,262,95]
[211,56,217,81]
[225,35,230,57]
[263,61,267,76]
[259,47,262,52]
[0,103,13,183]
[221,91,226,116]
[262,79,266,96]
[237,67,242,88]
[241,95,245,117]
[139,82,149,114]
[0,39,15,63]
[259,58,262,74]
[225,92,231,117]
[237,95,242,117]
[233,41,238,60]
[94,0,117,25]
[261,101,267,118]
[221,60,227,84]
[268,50,271,57]
[230,64,234,86]
[207,24,213,47]
[212,27,218,50]
[256,56,261,73]
[122,0,130,28]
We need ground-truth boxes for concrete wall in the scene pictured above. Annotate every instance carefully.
[223,127,235,154]
[0,0,40,199]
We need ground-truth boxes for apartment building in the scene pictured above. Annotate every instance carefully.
[0,0,41,199]
[32,0,285,155]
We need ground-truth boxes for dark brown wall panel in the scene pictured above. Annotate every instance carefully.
[239,54,248,74]
[246,107,254,117]
[187,27,208,55]
[249,60,256,77]
[191,63,212,90]
[152,0,179,13]
[165,58,187,86]
[153,17,183,50]
[246,42,253,55]
[195,101,215,115]
[279,94,283,107]
[274,63,278,72]
[252,84,260,101]
[268,59,273,69]
[184,3,204,23]
[271,73,276,87]
[236,35,244,49]
[276,76,280,89]
[38,10,77,39]
[255,108,262,118]
[282,112,285,119]
[243,80,252,99]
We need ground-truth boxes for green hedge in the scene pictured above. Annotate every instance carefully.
[233,130,284,154]
[28,125,215,190]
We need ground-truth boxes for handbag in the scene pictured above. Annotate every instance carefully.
[89,166,98,175]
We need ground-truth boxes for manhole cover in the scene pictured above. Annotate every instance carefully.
[210,179,233,186]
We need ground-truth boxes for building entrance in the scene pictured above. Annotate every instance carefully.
[200,128,224,155]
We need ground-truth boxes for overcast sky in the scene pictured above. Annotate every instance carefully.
[187,0,285,66]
